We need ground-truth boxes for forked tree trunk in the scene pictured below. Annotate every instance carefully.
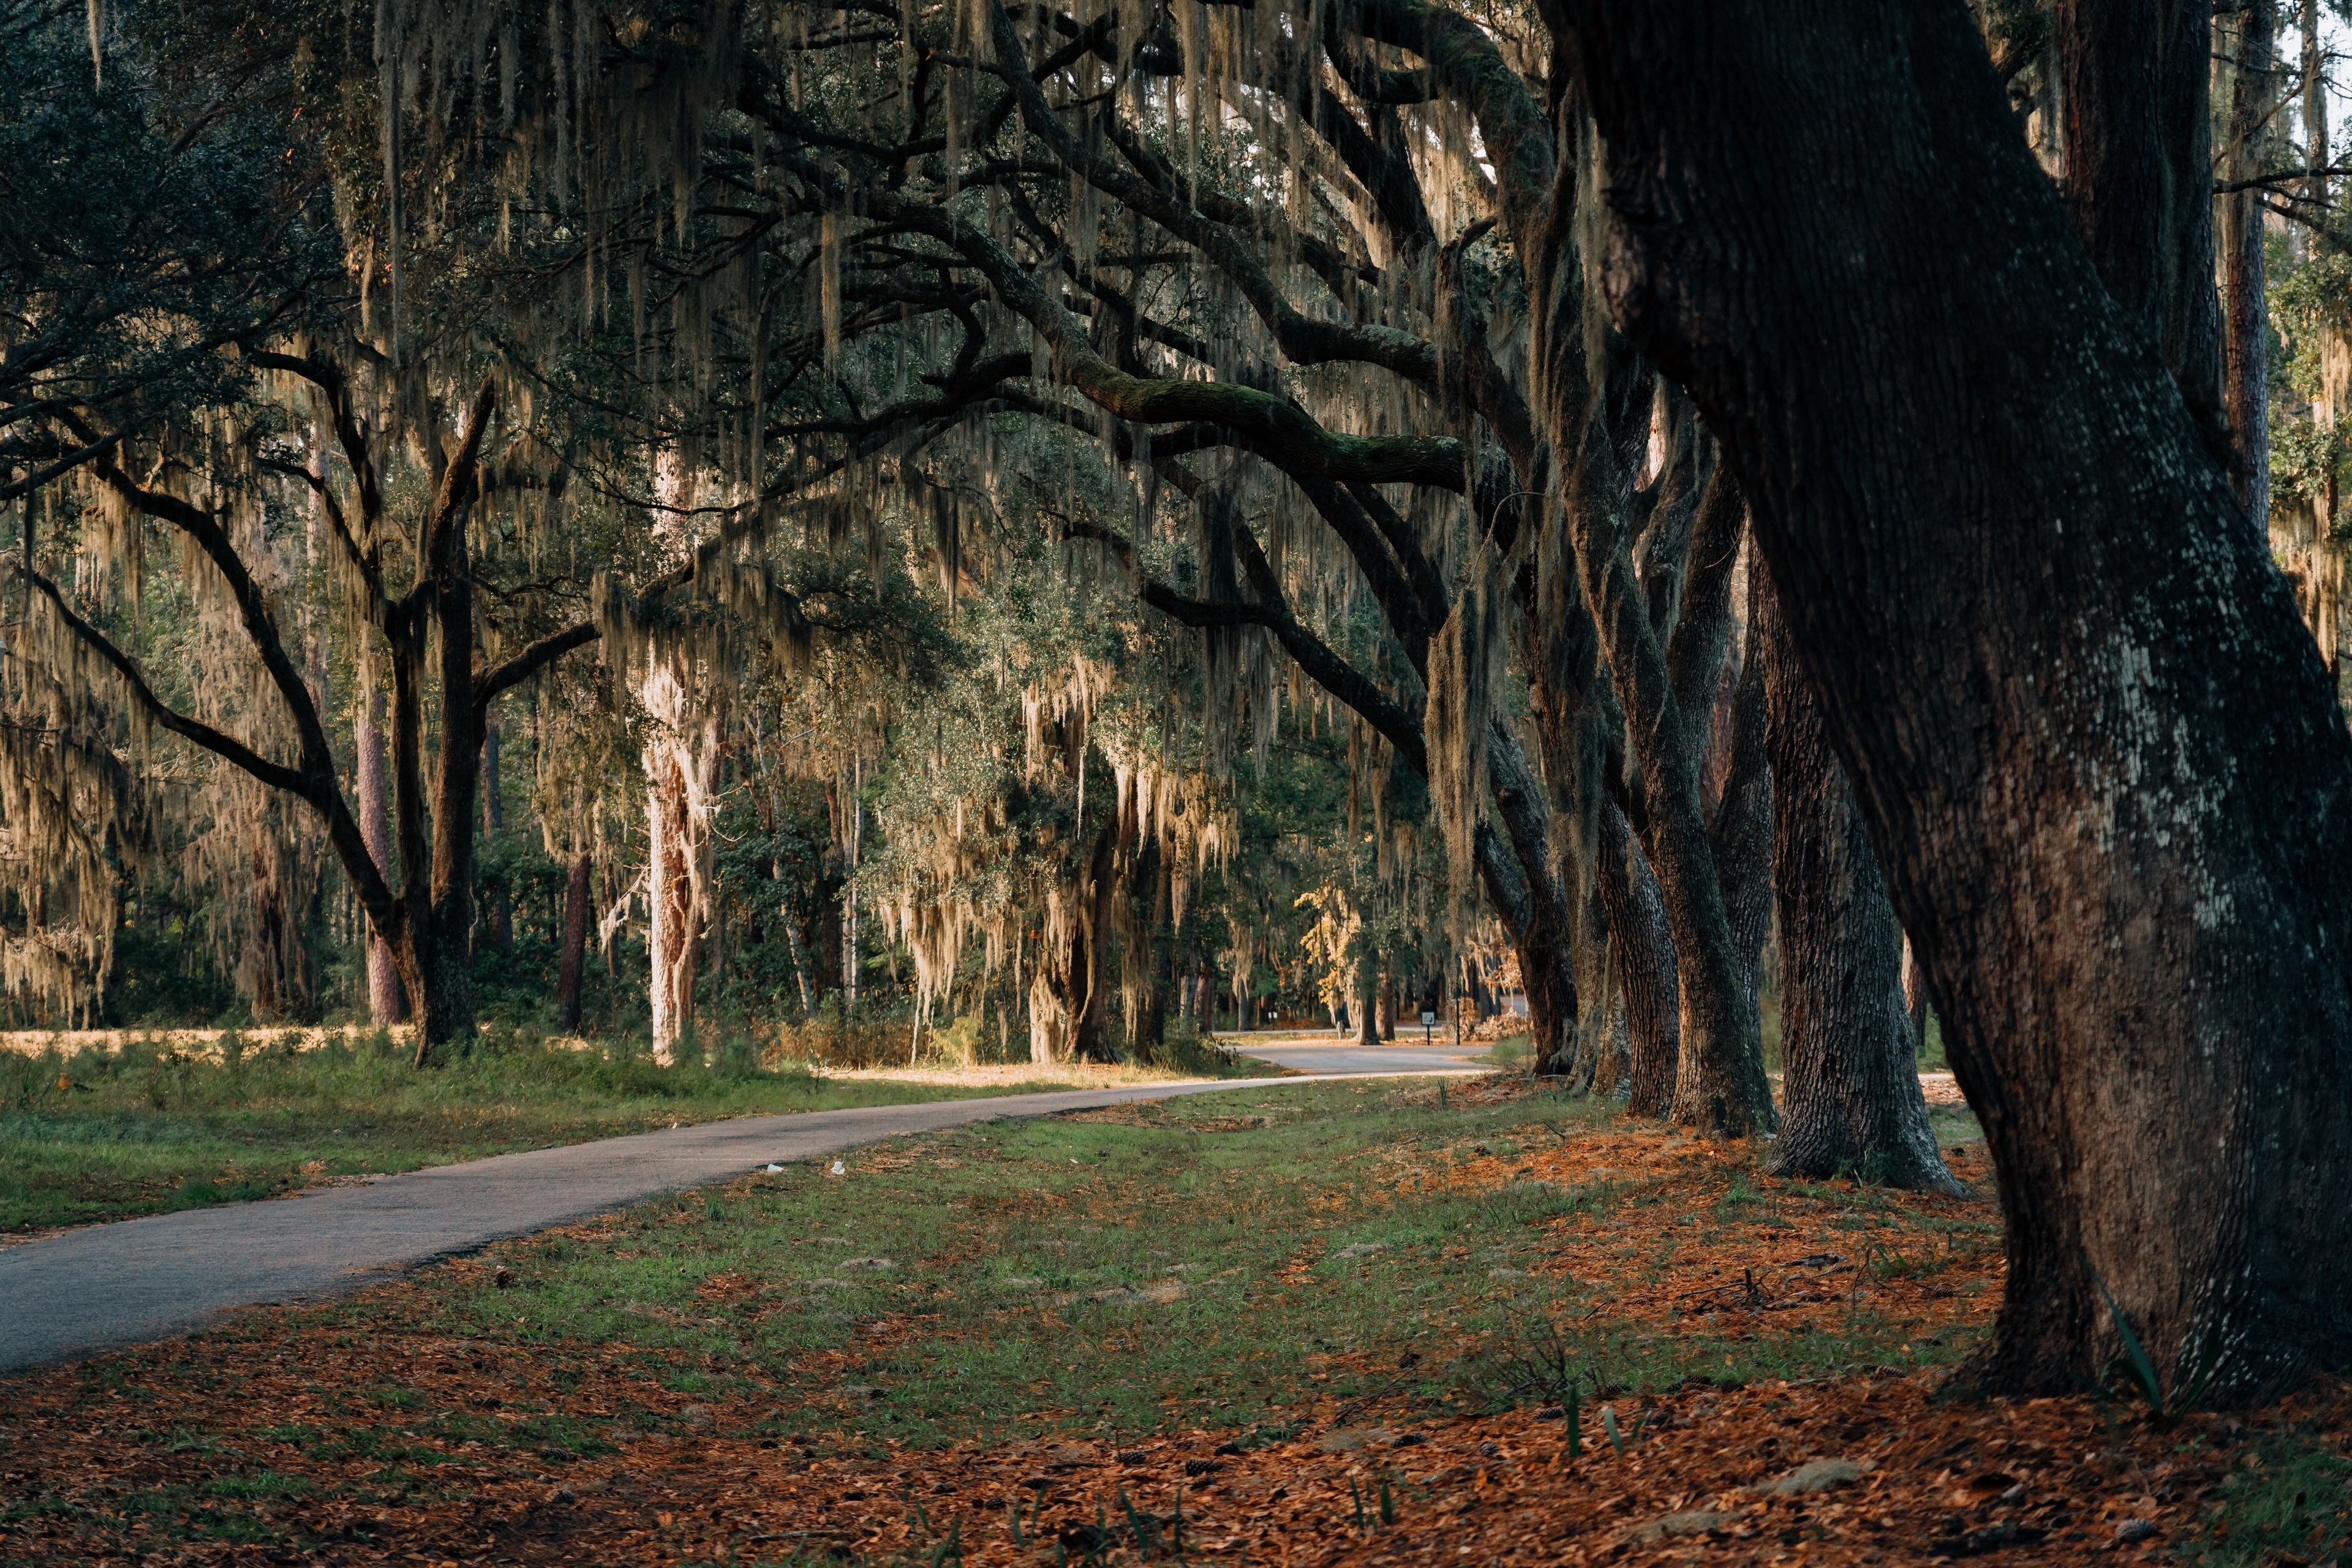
[1557,0,2352,1401]
[556,851,590,1032]
[1755,578,1959,1193]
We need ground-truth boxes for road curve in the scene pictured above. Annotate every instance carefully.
[0,1063,1474,1374]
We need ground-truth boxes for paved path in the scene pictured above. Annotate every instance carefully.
[1228,1038,1488,1075]
[0,1062,1476,1374]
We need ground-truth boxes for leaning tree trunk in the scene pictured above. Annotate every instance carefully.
[1755,576,1959,1193]
[1599,799,1679,1117]
[1556,0,2352,1403]
[1528,195,1773,1137]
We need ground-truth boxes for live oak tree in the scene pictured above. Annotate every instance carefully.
[1549,0,2352,1403]
[681,0,1791,1131]
[29,0,2350,1418]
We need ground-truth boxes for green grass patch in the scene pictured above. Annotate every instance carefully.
[290,1077,1974,1458]
[0,1032,1245,1231]
[2175,1425,2352,1565]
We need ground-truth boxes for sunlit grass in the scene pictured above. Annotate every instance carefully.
[0,1031,1252,1232]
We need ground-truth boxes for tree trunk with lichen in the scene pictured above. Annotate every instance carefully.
[1553,0,2352,1403]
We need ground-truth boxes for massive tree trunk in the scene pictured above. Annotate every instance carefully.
[1555,0,2352,1403]
[1755,576,1959,1193]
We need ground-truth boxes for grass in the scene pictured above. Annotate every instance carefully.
[0,1076,2019,1566]
[6,1077,2336,1567]
[0,1029,1264,1234]
[2173,1424,2352,1566]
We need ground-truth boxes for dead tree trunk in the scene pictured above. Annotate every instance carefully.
[1555,0,2352,1401]
[1755,576,1959,1192]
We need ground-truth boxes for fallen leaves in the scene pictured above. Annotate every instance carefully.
[0,1103,2337,1567]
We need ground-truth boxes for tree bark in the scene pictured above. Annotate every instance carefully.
[1755,575,1960,1193]
[480,713,513,954]
[2218,0,2275,529]
[1900,933,1931,1058]
[1532,206,1774,1140]
[1072,815,1119,1063]
[2055,0,2225,450]
[1555,0,2352,1403]
[556,851,590,1032]
[647,751,698,1065]
[356,685,404,1026]
[1599,798,1678,1117]
[1709,592,1774,1013]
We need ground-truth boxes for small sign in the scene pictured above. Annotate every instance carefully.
[1420,1011,1436,1027]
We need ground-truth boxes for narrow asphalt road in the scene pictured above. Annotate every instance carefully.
[1227,1038,1488,1075]
[0,1060,1476,1374]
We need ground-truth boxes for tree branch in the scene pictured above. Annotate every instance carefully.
[21,567,307,794]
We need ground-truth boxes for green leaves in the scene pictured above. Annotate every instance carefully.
[2090,1265,2227,1425]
